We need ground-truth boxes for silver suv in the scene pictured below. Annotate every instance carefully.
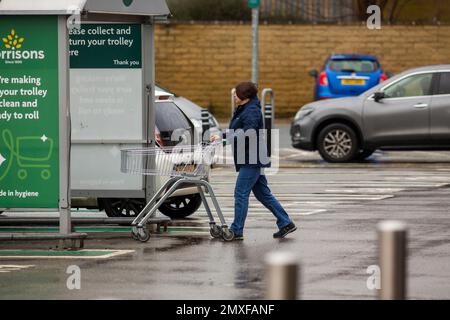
[291,65,450,162]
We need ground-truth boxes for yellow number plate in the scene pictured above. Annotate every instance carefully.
[342,79,366,85]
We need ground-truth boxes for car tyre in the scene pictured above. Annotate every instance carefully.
[100,198,146,218]
[317,123,359,163]
[159,194,202,219]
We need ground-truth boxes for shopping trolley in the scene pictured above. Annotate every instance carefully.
[121,142,234,242]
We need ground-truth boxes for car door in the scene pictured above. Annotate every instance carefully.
[363,72,434,146]
[430,72,450,144]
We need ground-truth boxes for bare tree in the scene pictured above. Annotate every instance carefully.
[353,0,415,23]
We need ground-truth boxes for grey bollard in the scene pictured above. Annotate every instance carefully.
[264,104,273,157]
[265,252,299,300]
[261,88,274,158]
[377,220,408,300]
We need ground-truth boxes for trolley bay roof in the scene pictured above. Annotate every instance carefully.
[0,0,171,18]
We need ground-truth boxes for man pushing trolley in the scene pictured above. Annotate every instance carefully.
[121,142,234,242]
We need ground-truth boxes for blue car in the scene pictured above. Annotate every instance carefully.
[309,54,390,100]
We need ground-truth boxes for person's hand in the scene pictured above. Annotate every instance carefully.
[210,134,221,142]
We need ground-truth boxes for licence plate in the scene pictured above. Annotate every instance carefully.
[341,79,366,85]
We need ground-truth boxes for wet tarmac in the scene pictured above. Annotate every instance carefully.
[0,124,449,299]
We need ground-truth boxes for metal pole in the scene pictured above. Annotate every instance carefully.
[378,220,408,300]
[251,7,259,85]
[143,20,156,203]
[231,88,236,117]
[58,15,71,235]
[265,252,299,300]
[201,109,211,144]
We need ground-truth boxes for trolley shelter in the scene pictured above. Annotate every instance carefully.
[0,0,170,236]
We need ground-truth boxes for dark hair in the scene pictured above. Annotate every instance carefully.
[235,81,258,100]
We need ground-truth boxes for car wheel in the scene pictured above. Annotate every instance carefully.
[317,123,359,163]
[158,194,202,219]
[355,149,376,161]
[100,198,145,218]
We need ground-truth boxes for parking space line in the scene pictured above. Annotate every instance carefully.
[0,250,135,260]
[0,265,35,273]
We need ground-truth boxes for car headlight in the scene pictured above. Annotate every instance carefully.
[294,106,315,120]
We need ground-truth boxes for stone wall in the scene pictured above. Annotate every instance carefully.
[155,23,450,118]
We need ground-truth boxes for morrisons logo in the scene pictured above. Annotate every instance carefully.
[1,29,45,63]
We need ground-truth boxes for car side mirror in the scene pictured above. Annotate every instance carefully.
[309,69,318,78]
[373,92,385,102]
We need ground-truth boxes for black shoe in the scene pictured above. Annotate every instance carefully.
[233,234,244,241]
[273,223,297,238]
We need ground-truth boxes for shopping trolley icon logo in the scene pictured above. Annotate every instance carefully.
[2,29,24,50]
[0,129,54,181]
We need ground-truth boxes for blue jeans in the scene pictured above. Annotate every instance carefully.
[230,167,293,236]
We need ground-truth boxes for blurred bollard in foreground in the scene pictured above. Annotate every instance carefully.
[378,220,408,300]
[265,251,299,300]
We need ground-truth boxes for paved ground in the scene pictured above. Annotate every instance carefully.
[0,123,449,300]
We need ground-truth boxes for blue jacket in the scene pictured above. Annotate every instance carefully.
[225,97,270,171]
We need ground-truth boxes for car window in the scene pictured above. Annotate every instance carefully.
[382,73,433,98]
[328,59,378,72]
[438,72,450,95]
[155,102,191,132]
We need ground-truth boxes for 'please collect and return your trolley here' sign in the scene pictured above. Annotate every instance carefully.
[69,24,144,191]
[0,16,60,209]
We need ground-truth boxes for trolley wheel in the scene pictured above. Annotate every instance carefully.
[221,228,234,242]
[131,226,139,240]
[210,224,222,239]
[137,227,151,243]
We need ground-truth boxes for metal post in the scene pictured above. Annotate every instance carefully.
[143,20,156,203]
[251,7,259,85]
[201,109,211,144]
[231,88,236,117]
[378,220,408,300]
[58,15,71,235]
[265,252,299,300]
[261,88,274,157]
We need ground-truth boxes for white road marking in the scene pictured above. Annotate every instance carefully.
[197,209,327,216]
[0,265,35,273]
[0,250,135,260]
[324,188,403,193]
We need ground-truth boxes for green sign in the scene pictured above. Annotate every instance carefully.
[69,24,142,69]
[248,0,260,8]
[0,16,59,208]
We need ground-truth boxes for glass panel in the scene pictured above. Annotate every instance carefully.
[328,59,378,73]
[155,102,191,132]
[438,73,450,95]
[383,73,433,98]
